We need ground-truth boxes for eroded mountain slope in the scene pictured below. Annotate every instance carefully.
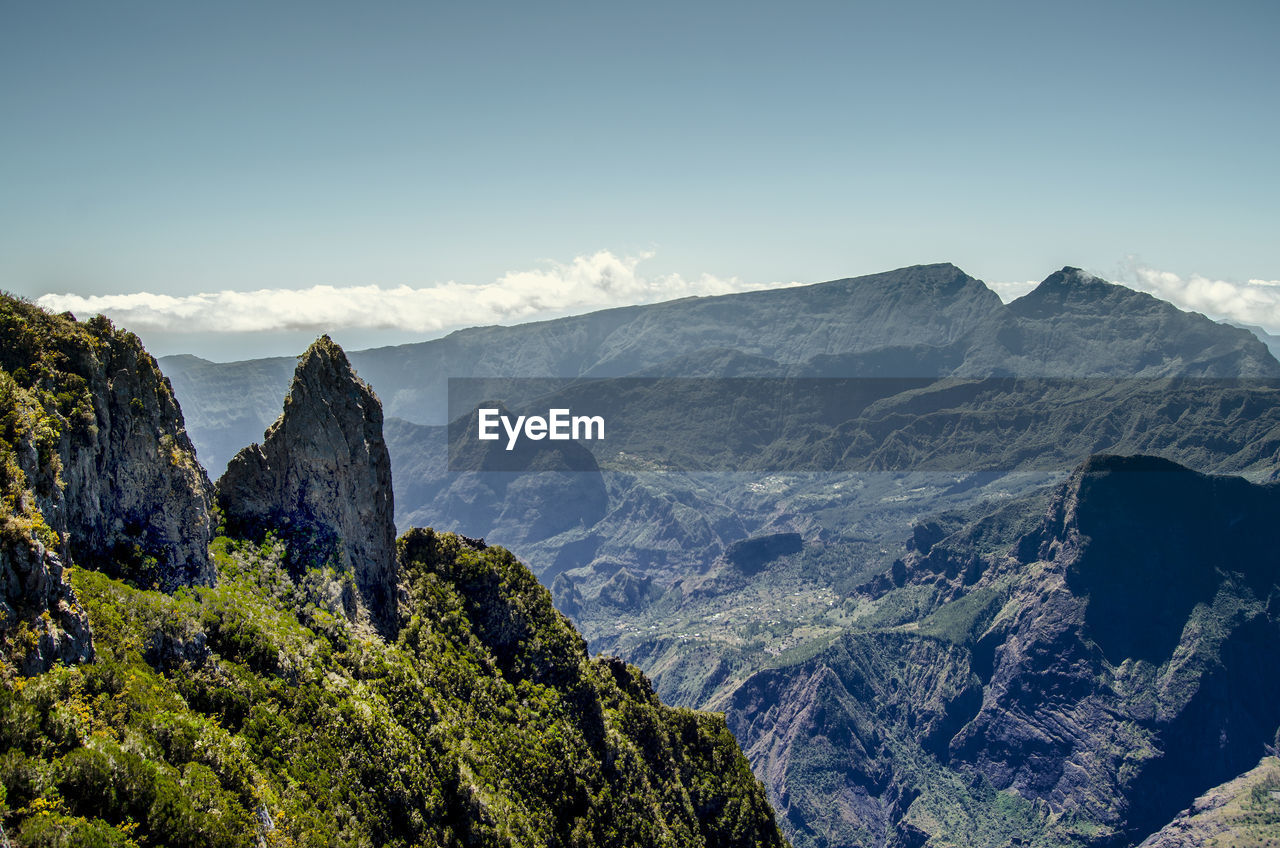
[729,456,1280,848]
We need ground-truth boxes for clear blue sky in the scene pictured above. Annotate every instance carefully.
[3,1,1279,359]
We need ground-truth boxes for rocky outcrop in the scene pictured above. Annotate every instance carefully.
[216,336,399,636]
[1,315,215,588]
[1,297,215,672]
[53,326,216,588]
[550,572,583,617]
[1005,266,1280,377]
[596,567,662,611]
[0,534,93,674]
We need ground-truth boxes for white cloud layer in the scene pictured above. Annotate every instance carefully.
[986,279,1040,302]
[36,251,798,335]
[1121,264,1280,333]
[36,255,1280,338]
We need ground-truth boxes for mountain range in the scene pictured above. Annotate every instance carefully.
[161,264,1279,477]
[9,262,1279,847]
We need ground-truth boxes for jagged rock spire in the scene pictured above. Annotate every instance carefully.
[216,336,399,636]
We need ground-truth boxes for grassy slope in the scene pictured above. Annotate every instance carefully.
[0,530,785,848]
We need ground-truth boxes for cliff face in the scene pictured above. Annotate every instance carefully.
[54,326,215,588]
[728,455,1280,848]
[0,534,92,675]
[1137,755,1280,847]
[0,296,214,673]
[950,455,1280,840]
[216,336,399,636]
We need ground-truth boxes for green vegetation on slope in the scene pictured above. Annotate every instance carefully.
[0,530,785,847]
[1140,755,1280,847]
[0,293,212,600]
[0,293,785,846]
[0,295,104,552]
[727,457,1280,848]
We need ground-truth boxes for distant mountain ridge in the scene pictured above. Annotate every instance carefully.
[162,264,1280,477]
[1232,320,1280,361]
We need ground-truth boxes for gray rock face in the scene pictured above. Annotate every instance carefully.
[1,300,215,674]
[0,535,93,674]
[950,455,1280,839]
[216,336,399,636]
[48,328,216,588]
[726,455,1280,847]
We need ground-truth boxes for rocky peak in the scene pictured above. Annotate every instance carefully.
[1,309,217,588]
[1003,267,1280,376]
[1008,266,1145,319]
[2,297,215,672]
[831,262,1006,314]
[887,262,984,296]
[216,336,399,637]
[64,327,216,588]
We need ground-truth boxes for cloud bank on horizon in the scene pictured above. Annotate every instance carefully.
[36,252,799,335]
[1122,266,1280,334]
[35,253,1280,337]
